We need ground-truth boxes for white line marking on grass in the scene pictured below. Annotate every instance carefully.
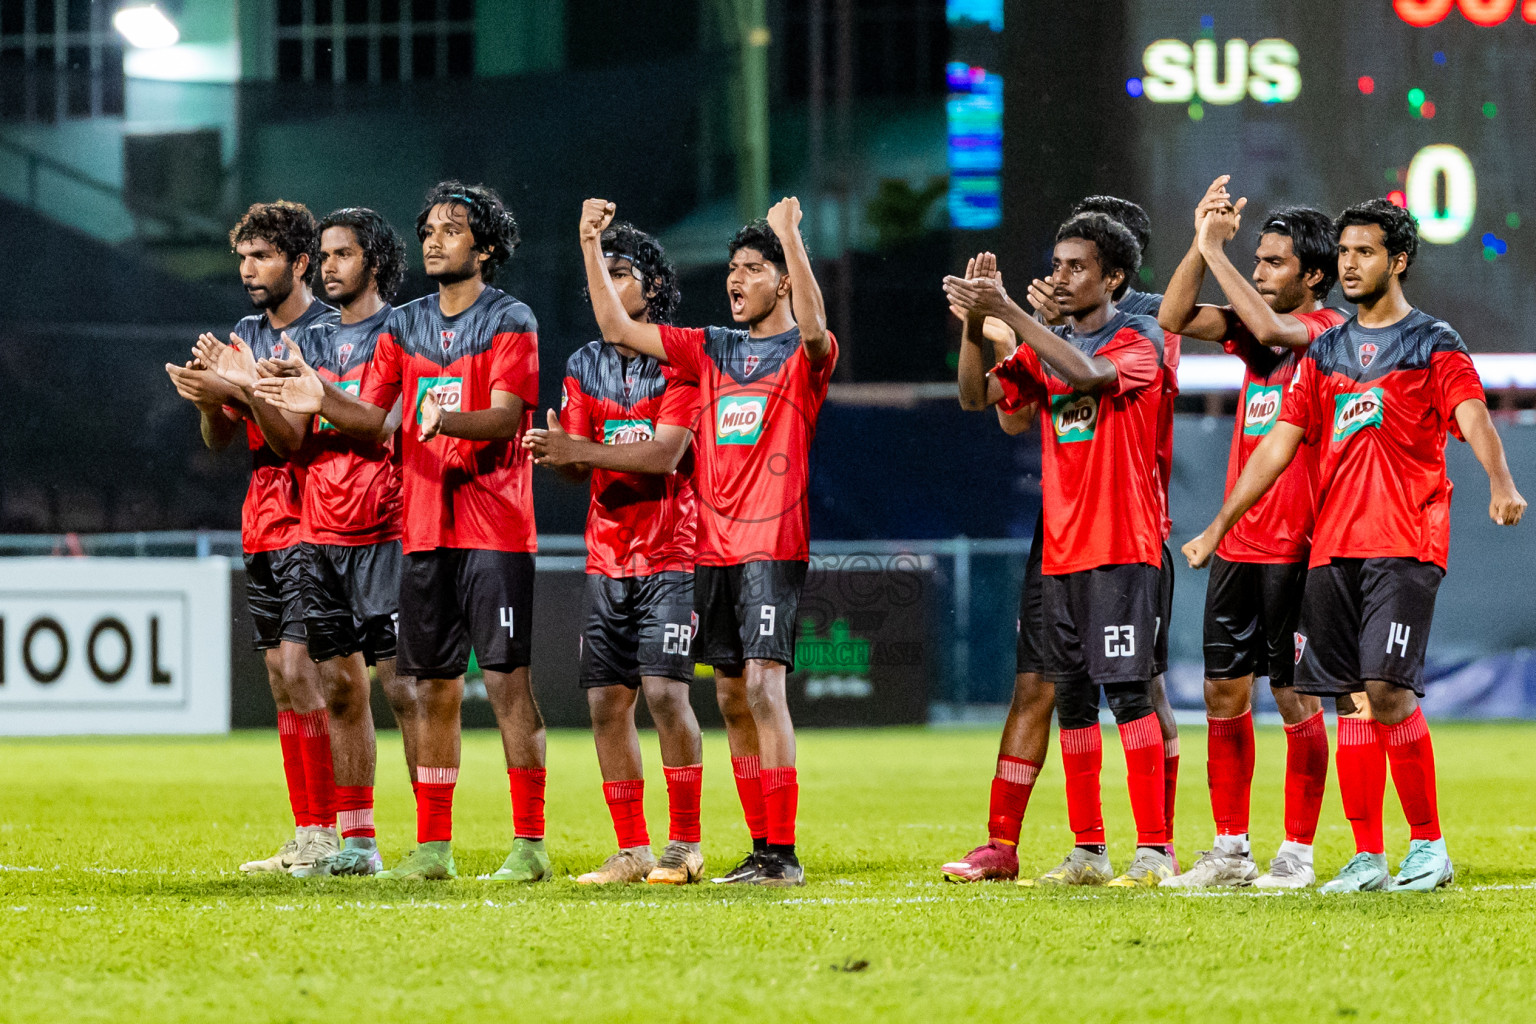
[1469,882,1536,891]
[0,865,45,872]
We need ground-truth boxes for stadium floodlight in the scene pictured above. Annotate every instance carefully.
[112,5,180,49]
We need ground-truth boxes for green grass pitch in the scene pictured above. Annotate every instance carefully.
[3,724,1535,1022]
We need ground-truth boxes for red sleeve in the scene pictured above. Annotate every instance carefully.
[1292,308,1345,342]
[560,374,594,441]
[1278,356,1320,445]
[490,326,539,408]
[1432,349,1485,441]
[992,346,1045,414]
[806,331,839,389]
[658,326,707,383]
[359,330,403,409]
[1219,307,1263,362]
[655,371,704,432]
[1102,327,1160,396]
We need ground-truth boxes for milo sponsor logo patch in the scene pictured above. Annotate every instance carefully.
[1050,393,1099,443]
[603,418,655,445]
[317,379,360,431]
[1242,382,1283,436]
[1332,387,1384,442]
[415,376,463,424]
[716,396,767,445]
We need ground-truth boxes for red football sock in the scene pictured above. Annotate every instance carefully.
[1283,710,1329,844]
[416,766,457,843]
[986,755,1042,845]
[602,779,648,849]
[731,755,768,841]
[276,711,310,828]
[508,767,547,840]
[1207,712,1255,837]
[1060,726,1105,846]
[1119,713,1167,846]
[663,764,703,843]
[1380,709,1441,841]
[335,786,375,839]
[761,766,798,848]
[295,709,336,828]
[1336,717,1386,854]
[1163,736,1181,845]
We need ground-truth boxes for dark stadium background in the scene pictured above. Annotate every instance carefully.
[1,0,1533,715]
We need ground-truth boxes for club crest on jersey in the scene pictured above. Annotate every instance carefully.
[440,329,456,352]
[1333,387,1384,442]
[716,395,768,445]
[1294,632,1307,665]
[1049,393,1099,443]
[743,353,760,377]
[271,340,284,357]
[1242,383,1282,436]
[603,418,655,445]
[1358,342,1378,368]
[338,342,354,365]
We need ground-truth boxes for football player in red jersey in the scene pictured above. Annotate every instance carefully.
[939,200,1184,884]
[215,208,420,876]
[946,213,1176,887]
[166,201,338,875]
[1185,198,1526,893]
[574,195,836,887]
[1157,179,1346,888]
[523,220,708,885]
[258,182,547,883]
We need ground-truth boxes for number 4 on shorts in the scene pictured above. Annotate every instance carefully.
[499,607,515,638]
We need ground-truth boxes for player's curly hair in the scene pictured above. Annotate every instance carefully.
[1259,207,1338,301]
[415,180,520,282]
[319,207,408,301]
[593,221,681,324]
[1056,212,1141,301]
[1071,195,1152,255]
[229,200,319,267]
[728,219,788,273]
[1336,198,1419,282]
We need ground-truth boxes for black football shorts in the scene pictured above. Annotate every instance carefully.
[1202,554,1308,686]
[398,548,534,679]
[298,540,402,664]
[1041,561,1162,687]
[1015,517,1046,676]
[693,560,807,672]
[1153,541,1174,678]
[1294,557,1443,697]
[246,545,307,651]
[579,570,695,688]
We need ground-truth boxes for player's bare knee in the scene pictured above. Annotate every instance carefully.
[1363,680,1416,725]
[1271,685,1320,724]
[1203,676,1251,719]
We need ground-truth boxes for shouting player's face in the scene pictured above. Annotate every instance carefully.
[726,247,787,325]
[319,226,374,308]
[1048,237,1121,317]
[605,255,650,322]
[421,203,486,284]
[237,237,303,311]
[1337,223,1403,304]
[1252,233,1314,314]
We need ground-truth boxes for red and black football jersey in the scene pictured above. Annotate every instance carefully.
[230,300,337,553]
[1279,308,1485,570]
[292,306,403,547]
[1216,306,1347,564]
[561,341,700,577]
[359,287,539,554]
[993,311,1167,575]
[658,325,838,566]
